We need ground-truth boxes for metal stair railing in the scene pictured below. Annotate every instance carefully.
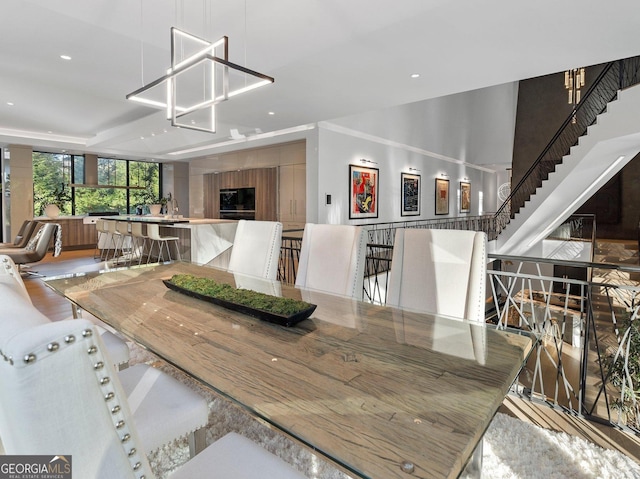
[495,56,640,236]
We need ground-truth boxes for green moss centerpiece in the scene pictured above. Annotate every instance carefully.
[163,274,316,327]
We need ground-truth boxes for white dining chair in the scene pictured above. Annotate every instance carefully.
[295,223,368,300]
[0,318,307,479]
[228,220,283,280]
[0,254,131,370]
[386,229,488,472]
[0,286,208,457]
[387,228,488,321]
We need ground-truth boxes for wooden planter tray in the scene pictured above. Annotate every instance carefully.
[163,280,316,327]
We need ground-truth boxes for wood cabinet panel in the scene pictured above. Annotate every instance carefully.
[279,164,306,227]
[204,168,277,221]
[39,217,97,250]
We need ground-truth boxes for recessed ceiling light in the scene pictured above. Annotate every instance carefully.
[60,55,72,61]
[6,102,14,106]
[268,111,275,115]
[410,73,420,79]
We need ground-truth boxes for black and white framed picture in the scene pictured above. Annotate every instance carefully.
[401,172,420,216]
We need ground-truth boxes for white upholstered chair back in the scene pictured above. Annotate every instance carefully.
[387,229,487,321]
[0,318,154,479]
[295,224,368,300]
[228,220,283,280]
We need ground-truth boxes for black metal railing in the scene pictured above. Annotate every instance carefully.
[495,56,640,236]
[278,230,303,284]
[277,216,497,285]
[488,253,640,435]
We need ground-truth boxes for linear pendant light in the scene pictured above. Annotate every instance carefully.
[126,27,274,134]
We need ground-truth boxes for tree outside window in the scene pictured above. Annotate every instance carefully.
[33,152,160,216]
[33,152,72,216]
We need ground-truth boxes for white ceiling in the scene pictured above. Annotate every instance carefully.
[2,0,640,162]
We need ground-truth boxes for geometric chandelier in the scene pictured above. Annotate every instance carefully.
[564,67,585,124]
[564,67,585,105]
[126,27,274,134]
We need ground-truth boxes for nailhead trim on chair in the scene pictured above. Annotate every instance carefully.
[264,224,281,279]
[8,326,152,479]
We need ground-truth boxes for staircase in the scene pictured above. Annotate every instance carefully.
[492,58,640,256]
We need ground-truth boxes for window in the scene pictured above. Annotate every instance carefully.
[129,161,160,214]
[33,152,72,216]
[33,152,161,216]
[98,157,127,187]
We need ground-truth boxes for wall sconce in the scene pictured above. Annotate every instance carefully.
[439,173,449,178]
[360,158,378,165]
[408,167,421,172]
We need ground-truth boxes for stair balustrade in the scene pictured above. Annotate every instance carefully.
[495,56,640,236]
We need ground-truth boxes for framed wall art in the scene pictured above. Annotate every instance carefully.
[435,178,449,215]
[401,172,420,216]
[349,164,379,219]
[460,181,471,213]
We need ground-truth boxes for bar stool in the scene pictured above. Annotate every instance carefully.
[93,219,109,260]
[146,223,181,263]
[102,220,120,261]
[111,221,132,264]
[129,221,149,265]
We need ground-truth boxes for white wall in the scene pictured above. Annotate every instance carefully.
[314,126,494,225]
[310,82,518,225]
[328,82,518,168]
[187,82,518,225]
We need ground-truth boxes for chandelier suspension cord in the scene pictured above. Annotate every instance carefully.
[243,0,248,87]
[140,0,144,85]
[202,0,208,98]
[176,0,184,60]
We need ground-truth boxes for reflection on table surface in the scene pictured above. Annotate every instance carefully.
[45,261,534,479]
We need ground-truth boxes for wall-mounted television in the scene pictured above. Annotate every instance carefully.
[220,187,256,220]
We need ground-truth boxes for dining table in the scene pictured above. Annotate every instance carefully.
[44,261,535,479]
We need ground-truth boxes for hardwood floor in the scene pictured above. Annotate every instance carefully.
[23,248,640,466]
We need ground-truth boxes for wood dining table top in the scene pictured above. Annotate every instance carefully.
[45,261,535,479]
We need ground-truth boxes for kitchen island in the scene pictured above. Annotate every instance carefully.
[103,216,238,265]
[42,215,238,265]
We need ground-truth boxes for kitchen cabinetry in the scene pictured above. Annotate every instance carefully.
[204,168,277,221]
[279,164,306,230]
[38,217,96,249]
